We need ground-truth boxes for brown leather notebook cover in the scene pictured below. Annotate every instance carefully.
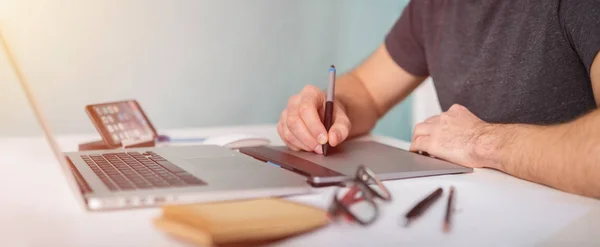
[153,198,329,246]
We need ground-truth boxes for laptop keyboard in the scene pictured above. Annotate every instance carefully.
[80,151,205,191]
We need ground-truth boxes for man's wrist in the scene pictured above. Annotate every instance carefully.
[474,122,548,171]
[335,92,378,138]
[473,123,517,171]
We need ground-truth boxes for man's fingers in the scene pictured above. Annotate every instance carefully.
[300,85,324,102]
[287,94,301,108]
[277,120,299,151]
[280,110,307,151]
[412,122,433,141]
[286,111,321,153]
[278,111,302,151]
[410,135,431,153]
[424,115,440,124]
[278,86,331,154]
[328,104,351,147]
[284,94,318,152]
[299,95,328,145]
[282,124,312,152]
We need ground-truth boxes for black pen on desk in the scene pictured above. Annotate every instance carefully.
[322,65,336,156]
[403,187,443,227]
[443,186,455,233]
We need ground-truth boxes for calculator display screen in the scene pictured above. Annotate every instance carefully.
[85,100,157,148]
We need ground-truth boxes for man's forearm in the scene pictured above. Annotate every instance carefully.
[334,72,382,138]
[326,43,426,139]
[478,110,600,198]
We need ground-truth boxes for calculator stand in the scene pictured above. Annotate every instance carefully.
[78,140,113,151]
[121,136,156,149]
[78,137,156,151]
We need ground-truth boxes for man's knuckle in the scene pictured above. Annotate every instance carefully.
[302,85,320,94]
[287,115,303,131]
[280,109,288,119]
[414,135,422,144]
[333,122,349,136]
[338,116,350,127]
[283,130,295,143]
[299,103,313,115]
[333,123,346,134]
[336,111,350,123]
[288,95,300,106]
[284,135,295,144]
[449,104,465,112]
[288,113,301,122]
[414,123,424,130]
[440,112,449,120]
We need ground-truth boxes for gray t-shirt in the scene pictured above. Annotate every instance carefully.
[385,0,600,125]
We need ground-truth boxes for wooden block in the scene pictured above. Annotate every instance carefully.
[154,216,214,246]
[153,198,329,246]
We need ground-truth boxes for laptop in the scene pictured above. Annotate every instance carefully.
[1,31,312,211]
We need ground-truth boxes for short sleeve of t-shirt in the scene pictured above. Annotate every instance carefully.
[560,0,600,75]
[384,1,429,77]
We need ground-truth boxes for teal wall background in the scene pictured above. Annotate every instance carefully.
[330,0,412,141]
[0,0,411,141]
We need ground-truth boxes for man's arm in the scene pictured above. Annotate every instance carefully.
[277,43,426,153]
[487,53,600,198]
[488,53,600,198]
[410,53,600,199]
[339,44,427,138]
[278,2,428,153]
[487,109,600,198]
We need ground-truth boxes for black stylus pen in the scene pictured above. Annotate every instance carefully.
[403,187,444,227]
[322,65,336,156]
[443,186,455,233]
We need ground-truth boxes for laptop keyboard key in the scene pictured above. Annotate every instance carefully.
[151,160,185,174]
[179,174,206,185]
[80,152,205,191]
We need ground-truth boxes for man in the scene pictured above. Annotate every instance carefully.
[277,0,600,199]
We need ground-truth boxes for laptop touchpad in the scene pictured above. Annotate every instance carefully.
[166,145,235,159]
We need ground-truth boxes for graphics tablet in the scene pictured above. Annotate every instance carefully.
[239,140,473,184]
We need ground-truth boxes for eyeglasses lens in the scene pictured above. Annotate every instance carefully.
[356,166,391,201]
[334,186,377,224]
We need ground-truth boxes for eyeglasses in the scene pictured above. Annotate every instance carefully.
[327,165,392,225]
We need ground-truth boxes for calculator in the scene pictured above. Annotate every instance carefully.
[85,100,158,149]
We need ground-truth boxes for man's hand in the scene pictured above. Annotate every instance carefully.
[276,43,428,154]
[277,85,352,154]
[409,104,499,168]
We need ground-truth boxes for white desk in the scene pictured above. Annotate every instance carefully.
[1,124,599,247]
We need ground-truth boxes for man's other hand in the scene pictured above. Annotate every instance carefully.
[409,104,499,168]
[277,85,351,154]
